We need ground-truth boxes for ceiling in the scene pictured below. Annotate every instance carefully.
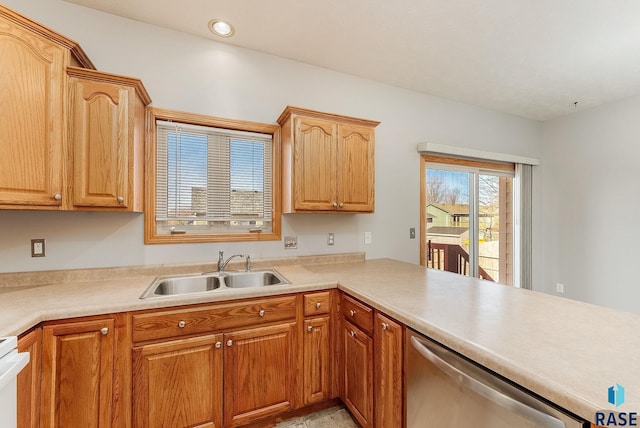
[63,0,640,120]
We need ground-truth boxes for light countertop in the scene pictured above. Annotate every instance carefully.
[1,257,638,423]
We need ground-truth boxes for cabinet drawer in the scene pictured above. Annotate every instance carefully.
[341,294,373,335]
[304,291,331,316]
[133,295,297,342]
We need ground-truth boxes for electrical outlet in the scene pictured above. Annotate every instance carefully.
[364,231,372,245]
[327,233,335,246]
[410,227,416,239]
[31,239,46,257]
[556,283,564,294]
[284,235,297,249]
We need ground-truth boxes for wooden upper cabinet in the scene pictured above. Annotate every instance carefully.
[278,106,379,213]
[0,3,150,211]
[0,12,67,208]
[293,116,337,211]
[67,67,150,211]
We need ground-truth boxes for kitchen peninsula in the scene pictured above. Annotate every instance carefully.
[1,255,638,426]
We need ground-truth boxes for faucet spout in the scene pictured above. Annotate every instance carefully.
[217,251,244,272]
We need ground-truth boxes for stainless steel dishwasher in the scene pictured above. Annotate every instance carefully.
[406,329,587,428]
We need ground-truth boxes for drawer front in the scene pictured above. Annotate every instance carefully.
[304,291,331,316]
[341,294,373,335]
[133,295,298,342]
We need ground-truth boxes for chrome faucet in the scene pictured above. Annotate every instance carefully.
[217,251,244,272]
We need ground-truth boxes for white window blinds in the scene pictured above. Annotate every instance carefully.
[156,120,273,235]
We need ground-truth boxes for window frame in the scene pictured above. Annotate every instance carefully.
[145,107,281,244]
[420,154,516,283]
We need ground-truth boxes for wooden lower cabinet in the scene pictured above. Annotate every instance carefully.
[373,312,404,428]
[17,328,42,428]
[133,334,223,428]
[223,322,297,427]
[40,317,116,428]
[303,316,331,405]
[342,320,373,428]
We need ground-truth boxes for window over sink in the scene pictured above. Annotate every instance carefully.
[145,108,281,244]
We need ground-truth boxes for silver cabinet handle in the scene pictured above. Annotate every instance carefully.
[116,196,124,203]
[332,202,338,208]
[215,341,222,348]
[226,340,233,347]
[349,309,356,317]
[54,193,62,201]
[339,202,344,208]
[350,330,356,337]
[315,302,322,309]
[307,325,313,332]
[382,322,389,330]
[178,321,186,328]
[258,309,265,317]
[100,327,109,335]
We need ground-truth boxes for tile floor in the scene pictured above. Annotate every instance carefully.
[274,405,360,428]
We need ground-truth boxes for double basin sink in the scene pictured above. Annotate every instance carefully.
[140,269,289,299]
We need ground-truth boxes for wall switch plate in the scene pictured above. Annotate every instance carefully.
[556,283,564,293]
[31,239,46,257]
[410,227,416,239]
[327,233,335,246]
[284,236,297,249]
[364,231,372,245]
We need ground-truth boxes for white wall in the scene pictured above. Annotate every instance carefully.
[0,0,542,273]
[541,95,640,314]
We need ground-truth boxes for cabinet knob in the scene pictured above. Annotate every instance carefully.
[178,321,186,328]
[307,325,313,332]
[350,330,356,337]
[339,202,344,208]
[258,309,265,317]
[349,309,356,317]
[315,302,322,309]
[332,202,338,208]
[215,341,222,348]
[382,322,389,330]
[100,327,109,335]
[226,340,233,347]
[53,193,62,201]
[116,196,124,203]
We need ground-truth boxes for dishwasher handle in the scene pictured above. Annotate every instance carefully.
[410,335,566,428]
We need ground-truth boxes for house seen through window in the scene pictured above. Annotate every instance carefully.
[421,155,515,285]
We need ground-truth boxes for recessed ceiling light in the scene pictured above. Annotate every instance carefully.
[209,19,235,37]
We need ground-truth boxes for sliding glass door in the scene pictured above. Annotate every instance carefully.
[421,156,514,285]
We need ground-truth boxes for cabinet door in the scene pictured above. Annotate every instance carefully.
[17,328,42,428]
[224,322,297,427]
[0,20,65,207]
[336,123,375,212]
[293,116,337,211]
[133,334,223,428]
[303,316,331,405]
[343,320,373,428]
[374,313,404,428]
[70,77,130,209]
[41,318,115,428]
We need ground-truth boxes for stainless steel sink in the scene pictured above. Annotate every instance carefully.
[140,274,222,298]
[223,271,288,288]
[139,269,289,299]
